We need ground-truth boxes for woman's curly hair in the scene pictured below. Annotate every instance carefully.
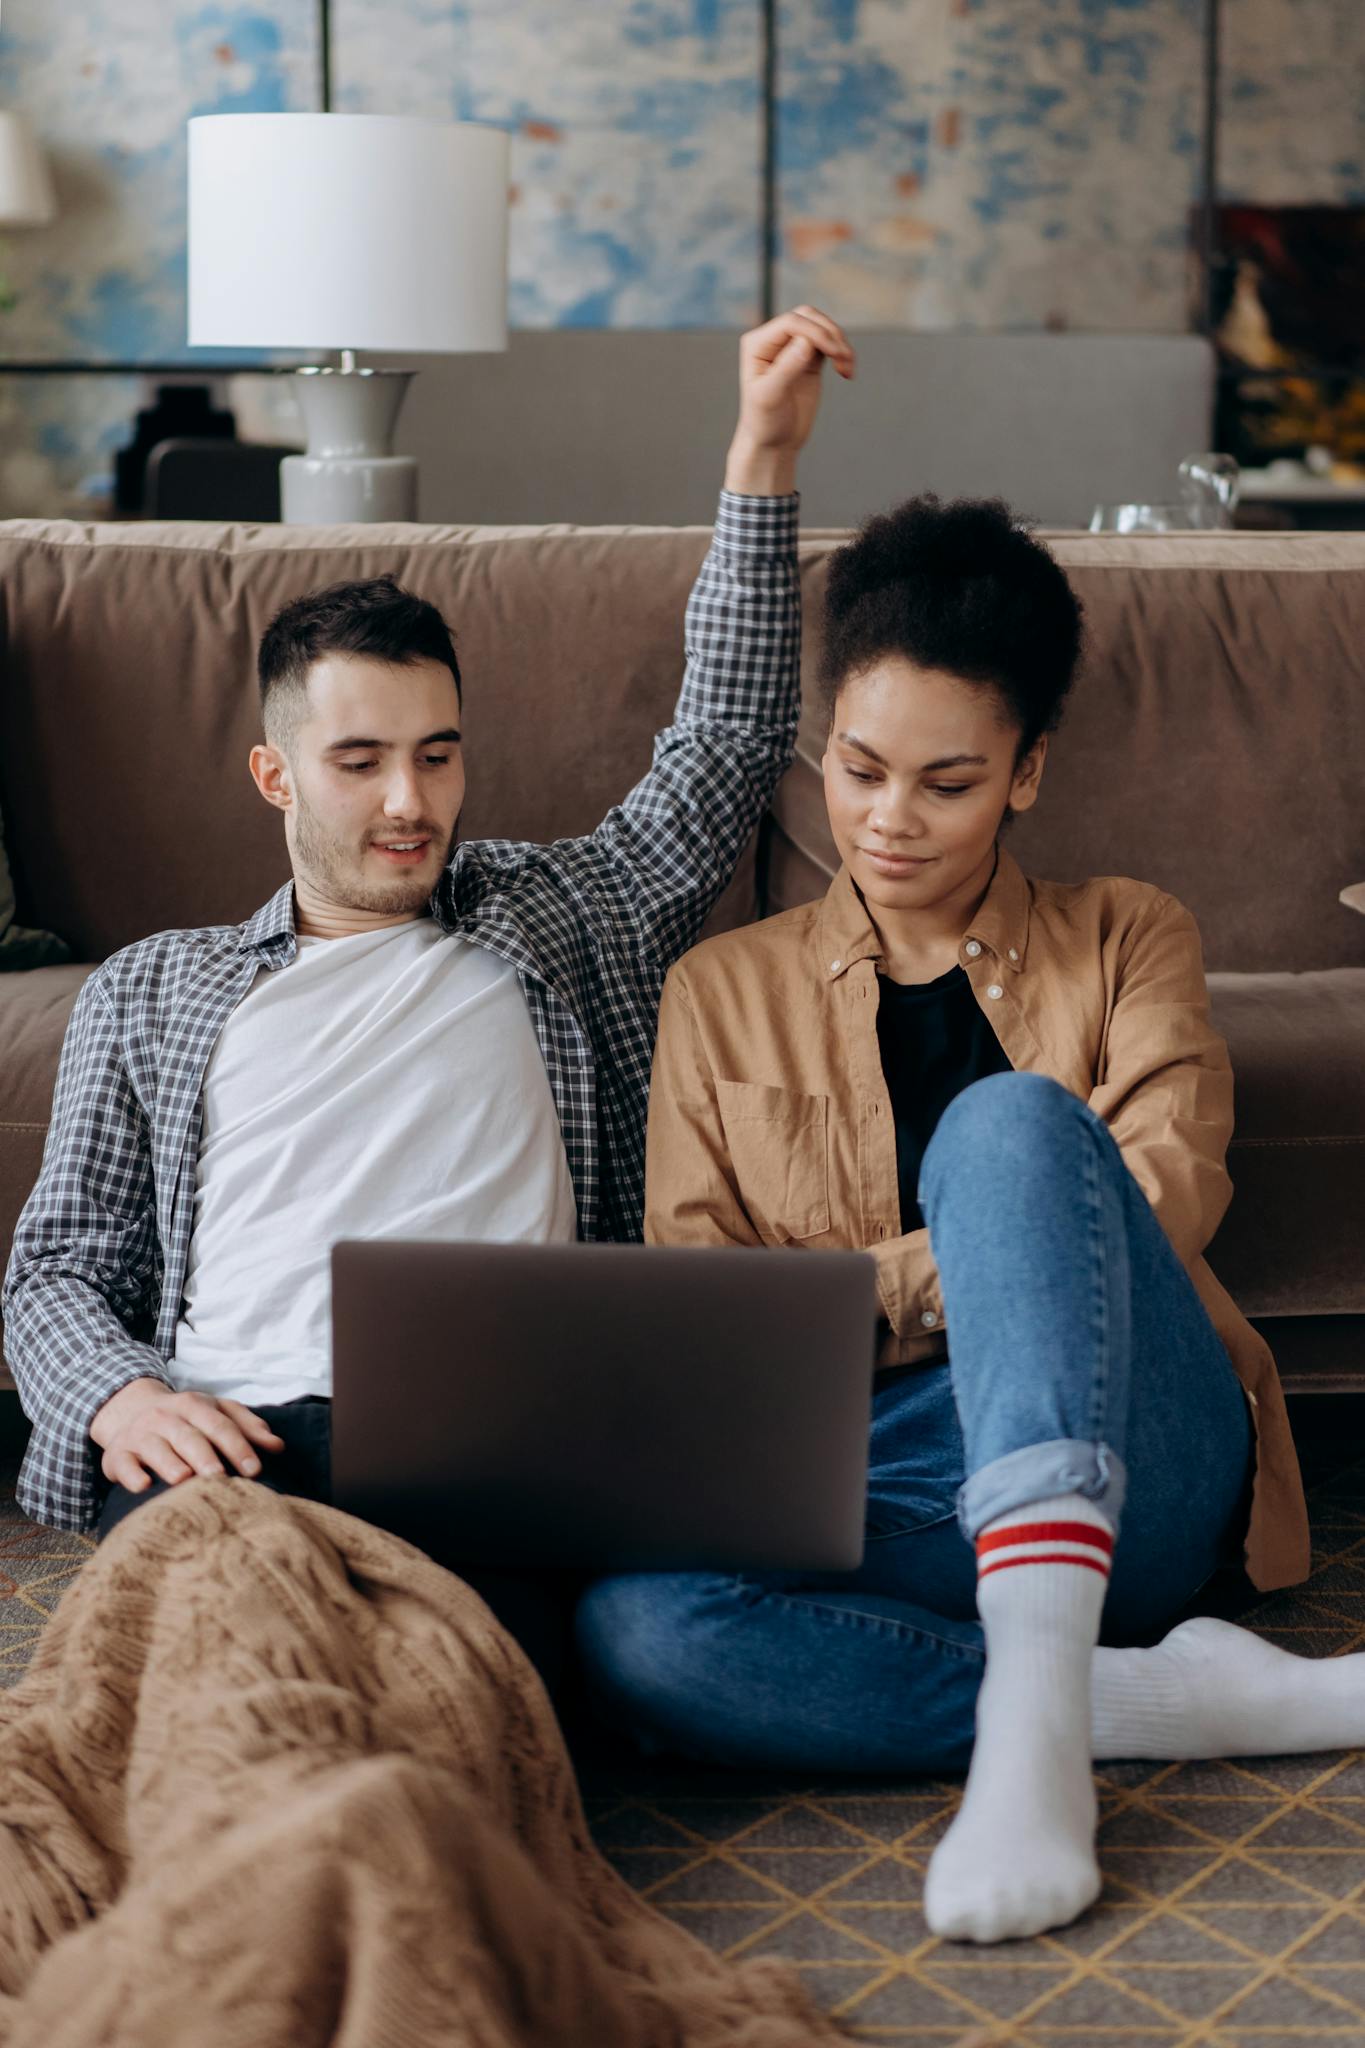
[818,496,1085,756]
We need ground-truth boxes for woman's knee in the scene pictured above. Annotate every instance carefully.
[938,1069,1077,1140]
[923,1071,1102,1187]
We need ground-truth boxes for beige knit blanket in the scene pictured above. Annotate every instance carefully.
[0,1479,845,2047]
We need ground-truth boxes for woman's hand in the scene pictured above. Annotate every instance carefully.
[724,305,856,497]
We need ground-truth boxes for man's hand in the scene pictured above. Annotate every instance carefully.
[724,305,855,498]
[90,1376,286,1493]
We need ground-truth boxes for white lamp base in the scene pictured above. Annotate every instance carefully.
[281,452,418,523]
[280,365,418,524]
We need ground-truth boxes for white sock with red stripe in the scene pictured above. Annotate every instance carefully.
[924,1494,1113,1944]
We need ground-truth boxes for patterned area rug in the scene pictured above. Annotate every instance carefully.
[4,1411,1365,2044]
[0,1455,93,1682]
[575,1416,1365,2048]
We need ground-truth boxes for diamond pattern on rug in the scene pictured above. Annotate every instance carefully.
[0,1459,93,1685]
[579,1435,1365,2046]
[584,1751,1365,2043]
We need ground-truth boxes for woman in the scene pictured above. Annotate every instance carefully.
[576,497,1363,1948]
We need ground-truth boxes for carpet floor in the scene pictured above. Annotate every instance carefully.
[4,1401,1365,2045]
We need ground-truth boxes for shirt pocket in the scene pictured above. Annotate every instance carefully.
[714,1080,830,1243]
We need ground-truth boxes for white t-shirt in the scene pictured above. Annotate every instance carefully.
[170,919,576,1406]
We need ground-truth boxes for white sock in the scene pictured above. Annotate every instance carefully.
[924,1494,1112,1945]
[1094,1614,1365,1760]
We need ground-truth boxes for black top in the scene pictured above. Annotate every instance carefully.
[875,966,1014,1233]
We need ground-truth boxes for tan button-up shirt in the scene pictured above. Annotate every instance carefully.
[645,849,1309,1591]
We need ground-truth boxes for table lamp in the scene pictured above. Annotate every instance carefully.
[187,113,509,522]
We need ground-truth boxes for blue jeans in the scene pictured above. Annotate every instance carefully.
[576,1073,1255,1774]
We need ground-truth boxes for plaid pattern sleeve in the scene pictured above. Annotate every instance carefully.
[574,488,801,971]
[3,967,173,1529]
[445,490,802,1245]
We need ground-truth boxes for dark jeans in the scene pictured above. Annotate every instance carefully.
[97,1396,574,1693]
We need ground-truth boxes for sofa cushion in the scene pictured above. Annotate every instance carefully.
[0,965,95,1373]
[1207,970,1365,1318]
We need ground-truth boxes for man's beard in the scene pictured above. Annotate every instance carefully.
[292,791,457,916]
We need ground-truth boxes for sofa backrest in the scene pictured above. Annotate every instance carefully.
[0,518,745,962]
[1,520,1362,974]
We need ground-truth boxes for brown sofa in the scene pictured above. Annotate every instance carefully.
[1,518,1363,1410]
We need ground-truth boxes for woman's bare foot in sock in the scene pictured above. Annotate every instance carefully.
[1093,1615,1365,1760]
[925,1497,1112,1944]
[924,1650,1101,1942]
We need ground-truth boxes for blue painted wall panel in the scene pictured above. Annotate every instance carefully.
[775,0,1205,331]
[0,0,1360,516]
[0,0,319,362]
[331,0,763,329]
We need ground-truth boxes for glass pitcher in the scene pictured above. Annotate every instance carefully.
[1090,454,1240,534]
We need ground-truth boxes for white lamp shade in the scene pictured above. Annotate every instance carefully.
[187,114,509,353]
[0,113,57,228]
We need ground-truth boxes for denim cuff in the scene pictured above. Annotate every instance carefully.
[957,1437,1127,1541]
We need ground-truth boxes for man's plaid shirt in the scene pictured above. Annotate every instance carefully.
[4,491,800,1531]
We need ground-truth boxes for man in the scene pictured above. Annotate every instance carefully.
[4,307,855,1536]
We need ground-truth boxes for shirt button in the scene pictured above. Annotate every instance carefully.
[964,940,982,958]
[986,983,1004,1001]
[1008,947,1020,962]
[829,958,841,973]
[920,1309,939,1328]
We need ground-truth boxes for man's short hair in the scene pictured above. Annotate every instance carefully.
[257,575,462,749]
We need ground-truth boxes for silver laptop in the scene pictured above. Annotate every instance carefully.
[330,1239,878,1572]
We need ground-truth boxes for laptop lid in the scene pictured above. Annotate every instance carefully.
[330,1239,878,1571]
